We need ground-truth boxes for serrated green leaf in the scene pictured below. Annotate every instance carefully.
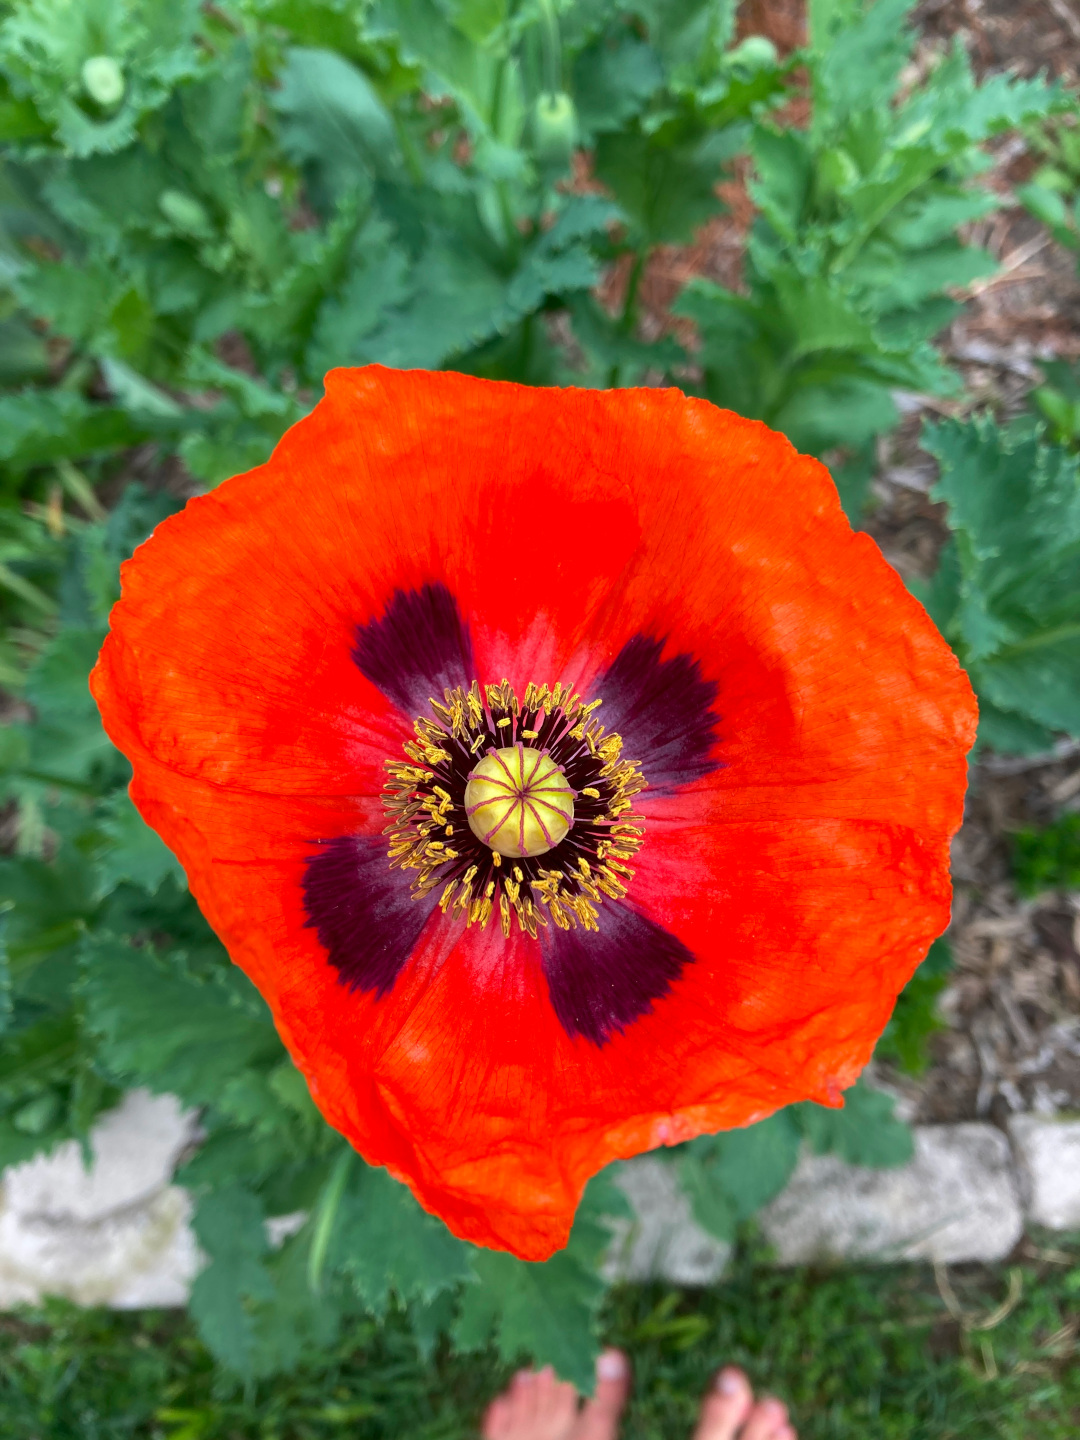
[749,126,811,240]
[189,1185,275,1377]
[330,1162,473,1314]
[923,416,1080,740]
[634,0,736,90]
[714,1110,803,1217]
[248,1222,352,1376]
[81,935,281,1105]
[973,701,1055,757]
[0,0,203,158]
[902,47,1062,148]
[104,484,185,567]
[594,126,729,245]
[796,1077,914,1168]
[96,791,185,897]
[455,1242,604,1394]
[572,30,662,140]
[812,0,913,132]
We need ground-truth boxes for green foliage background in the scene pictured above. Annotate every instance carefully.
[0,0,1077,1393]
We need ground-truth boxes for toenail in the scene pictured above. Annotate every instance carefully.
[716,1368,744,1395]
[597,1351,628,1381]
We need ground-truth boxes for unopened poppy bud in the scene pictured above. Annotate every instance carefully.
[532,91,577,167]
[465,746,574,858]
[158,189,213,237]
[81,55,125,108]
[726,36,779,71]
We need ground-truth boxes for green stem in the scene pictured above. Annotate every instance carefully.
[620,249,646,331]
[307,1148,354,1295]
[537,0,561,94]
[607,249,647,388]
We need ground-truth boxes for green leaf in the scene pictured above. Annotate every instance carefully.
[275,47,400,196]
[0,390,146,473]
[634,0,737,90]
[96,791,186,897]
[876,938,952,1075]
[795,1077,914,1168]
[189,1185,275,1377]
[0,913,10,1036]
[81,935,281,1106]
[812,0,913,133]
[1012,813,1080,898]
[0,317,50,385]
[455,1242,604,1394]
[0,1010,79,1094]
[572,31,662,140]
[21,627,113,784]
[0,847,95,981]
[712,1111,803,1217]
[749,127,811,240]
[675,1150,735,1241]
[329,1162,474,1314]
[974,701,1055,757]
[0,0,203,158]
[676,1109,802,1240]
[902,47,1062,148]
[594,126,732,245]
[923,416,1080,739]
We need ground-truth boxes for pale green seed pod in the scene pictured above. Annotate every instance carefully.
[727,36,779,71]
[81,55,125,108]
[532,91,577,168]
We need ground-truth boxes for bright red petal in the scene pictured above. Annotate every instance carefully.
[92,368,977,1258]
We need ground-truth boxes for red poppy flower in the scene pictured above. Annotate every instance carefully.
[91,367,976,1260]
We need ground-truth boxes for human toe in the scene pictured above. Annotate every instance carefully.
[533,1365,580,1439]
[740,1396,792,1440]
[574,1349,631,1440]
[692,1367,754,1440]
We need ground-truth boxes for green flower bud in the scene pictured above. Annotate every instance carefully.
[158,189,213,237]
[727,36,779,71]
[532,91,577,167]
[81,55,125,108]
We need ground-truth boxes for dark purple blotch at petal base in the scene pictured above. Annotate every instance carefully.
[303,836,436,996]
[541,902,692,1045]
[352,583,474,717]
[592,635,721,791]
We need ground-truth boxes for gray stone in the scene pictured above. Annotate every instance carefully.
[603,1156,730,1285]
[1008,1114,1080,1230]
[759,1124,1023,1265]
[0,1090,201,1307]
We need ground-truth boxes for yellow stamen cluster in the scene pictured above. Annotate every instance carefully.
[381,679,646,937]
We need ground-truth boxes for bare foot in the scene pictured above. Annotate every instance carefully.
[481,1350,631,1440]
[693,1367,796,1440]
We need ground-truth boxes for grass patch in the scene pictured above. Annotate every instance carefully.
[1,1237,1077,1439]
